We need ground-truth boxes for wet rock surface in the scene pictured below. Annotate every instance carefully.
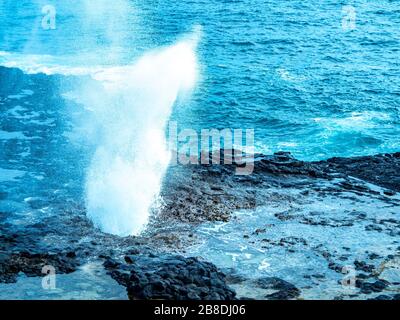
[256,277,300,300]
[317,153,400,192]
[1,149,400,299]
[103,253,236,300]
[159,150,400,224]
[158,151,400,300]
[0,251,79,283]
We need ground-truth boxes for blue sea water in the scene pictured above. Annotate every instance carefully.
[1,0,399,161]
[0,0,400,300]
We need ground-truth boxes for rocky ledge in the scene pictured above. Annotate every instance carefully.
[159,150,400,224]
[104,253,236,300]
[1,151,399,300]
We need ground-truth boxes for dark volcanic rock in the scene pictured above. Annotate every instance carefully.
[160,150,400,225]
[159,150,329,224]
[103,254,236,300]
[317,153,400,192]
[354,260,375,273]
[370,295,393,300]
[357,279,390,294]
[1,148,399,299]
[0,251,79,283]
[255,277,300,300]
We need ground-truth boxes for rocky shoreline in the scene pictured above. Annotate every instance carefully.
[1,151,400,300]
[159,150,400,223]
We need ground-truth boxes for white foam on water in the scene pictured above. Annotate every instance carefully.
[313,111,393,131]
[0,51,104,76]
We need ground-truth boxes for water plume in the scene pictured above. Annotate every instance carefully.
[85,28,201,236]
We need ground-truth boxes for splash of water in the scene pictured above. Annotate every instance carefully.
[0,24,202,236]
[84,31,201,236]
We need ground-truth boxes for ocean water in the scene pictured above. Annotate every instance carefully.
[1,0,400,160]
[0,0,400,296]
